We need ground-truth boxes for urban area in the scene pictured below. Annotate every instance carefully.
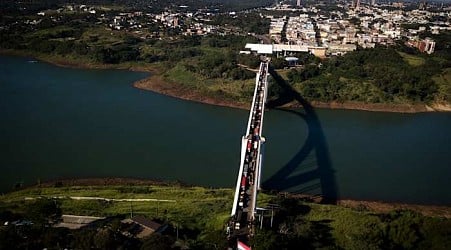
[5,0,449,57]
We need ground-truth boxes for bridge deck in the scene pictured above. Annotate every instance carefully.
[228,60,269,241]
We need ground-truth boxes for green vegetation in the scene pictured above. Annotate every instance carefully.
[433,68,451,103]
[0,184,233,248]
[1,185,232,225]
[1,184,450,249]
[287,45,450,104]
[210,12,271,35]
[251,197,451,249]
[398,51,426,67]
[164,64,256,103]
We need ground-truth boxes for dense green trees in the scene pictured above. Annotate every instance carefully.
[152,35,260,80]
[93,46,140,64]
[25,198,62,225]
[246,197,451,250]
[237,54,261,68]
[185,51,252,80]
[141,233,175,250]
[288,46,445,104]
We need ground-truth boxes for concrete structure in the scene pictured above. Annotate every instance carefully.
[285,56,299,66]
[285,16,317,46]
[54,215,105,229]
[406,37,435,54]
[326,43,357,55]
[122,216,168,238]
[228,61,269,243]
[244,44,273,54]
[423,37,436,54]
[310,47,327,58]
[273,44,309,54]
[244,43,325,57]
[269,17,286,43]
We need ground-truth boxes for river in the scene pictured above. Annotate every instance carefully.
[1,55,450,205]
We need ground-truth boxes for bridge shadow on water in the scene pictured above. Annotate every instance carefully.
[263,67,338,204]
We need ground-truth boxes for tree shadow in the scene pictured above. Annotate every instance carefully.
[303,219,336,249]
[263,67,338,204]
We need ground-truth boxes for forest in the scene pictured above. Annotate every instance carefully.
[286,43,451,104]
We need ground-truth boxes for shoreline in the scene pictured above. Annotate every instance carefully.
[12,177,451,218]
[337,199,451,219]
[133,75,251,110]
[2,49,450,113]
[133,74,451,113]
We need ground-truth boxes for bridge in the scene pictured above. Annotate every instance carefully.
[227,60,270,246]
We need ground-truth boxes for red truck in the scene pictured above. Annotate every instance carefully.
[241,176,247,188]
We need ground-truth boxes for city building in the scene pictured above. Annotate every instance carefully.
[406,37,436,54]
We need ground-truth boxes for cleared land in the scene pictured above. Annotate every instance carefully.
[398,51,426,67]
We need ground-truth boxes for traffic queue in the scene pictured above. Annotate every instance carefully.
[229,61,268,235]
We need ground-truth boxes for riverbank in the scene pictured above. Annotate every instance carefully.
[338,199,451,219]
[0,49,159,73]
[2,179,450,249]
[133,75,250,110]
[12,178,451,219]
[133,74,451,113]
[308,100,451,113]
[2,49,450,113]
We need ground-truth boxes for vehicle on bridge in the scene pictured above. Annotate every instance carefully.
[228,60,269,246]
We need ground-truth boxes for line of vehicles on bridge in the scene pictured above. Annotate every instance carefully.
[229,61,268,236]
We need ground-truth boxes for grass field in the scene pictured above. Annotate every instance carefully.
[164,63,255,103]
[80,27,128,46]
[0,185,235,231]
[1,184,450,249]
[398,51,426,67]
